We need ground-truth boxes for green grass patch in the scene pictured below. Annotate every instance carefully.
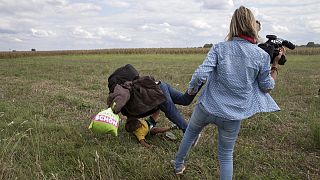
[0,54,319,179]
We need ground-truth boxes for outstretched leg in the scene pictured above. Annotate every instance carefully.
[162,82,195,106]
[159,98,188,132]
[174,104,209,170]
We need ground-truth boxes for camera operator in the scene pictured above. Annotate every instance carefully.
[172,6,285,179]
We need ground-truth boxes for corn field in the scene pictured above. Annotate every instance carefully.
[0,48,208,59]
[0,47,319,59]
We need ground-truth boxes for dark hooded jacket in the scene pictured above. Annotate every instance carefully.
[108,64,139,93]
[107,65,166,118]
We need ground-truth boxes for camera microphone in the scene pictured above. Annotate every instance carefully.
[282,40,295,50]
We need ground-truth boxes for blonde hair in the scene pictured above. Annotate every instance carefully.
[227,6,258,41]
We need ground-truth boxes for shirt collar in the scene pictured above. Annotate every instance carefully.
[238,34,257,44]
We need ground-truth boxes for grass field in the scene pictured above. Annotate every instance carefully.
[0,53,319,179]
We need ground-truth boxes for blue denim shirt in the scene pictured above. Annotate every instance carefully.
[188,37,280,120]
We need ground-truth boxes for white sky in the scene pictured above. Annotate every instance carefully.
[0,0,319,51]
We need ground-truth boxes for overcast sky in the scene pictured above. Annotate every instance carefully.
[0,0,319,51]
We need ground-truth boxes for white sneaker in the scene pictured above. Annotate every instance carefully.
[165,131,177,140]
[171,160,186,175]
[170,124,179,130]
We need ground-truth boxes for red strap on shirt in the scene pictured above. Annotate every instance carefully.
[239,34,257,44]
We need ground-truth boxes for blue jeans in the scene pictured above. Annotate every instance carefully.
[159,82,195,132]
[174,103,241,180]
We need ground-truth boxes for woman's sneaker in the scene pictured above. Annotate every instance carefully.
[170,124,179,130]
[175,165,186,175]
[170,160,186,175]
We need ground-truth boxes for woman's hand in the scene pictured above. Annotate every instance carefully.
[267,46,286,89]
[272,47,285,67]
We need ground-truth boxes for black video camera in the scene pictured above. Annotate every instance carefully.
[258,35,295,65]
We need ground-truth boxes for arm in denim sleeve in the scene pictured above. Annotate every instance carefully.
[188,46,217,94]
[257,54,275,92]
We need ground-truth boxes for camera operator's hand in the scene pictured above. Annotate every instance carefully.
[269,47,285,83]
[272,47,285,67]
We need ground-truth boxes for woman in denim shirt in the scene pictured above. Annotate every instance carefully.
[172,6,284,179]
